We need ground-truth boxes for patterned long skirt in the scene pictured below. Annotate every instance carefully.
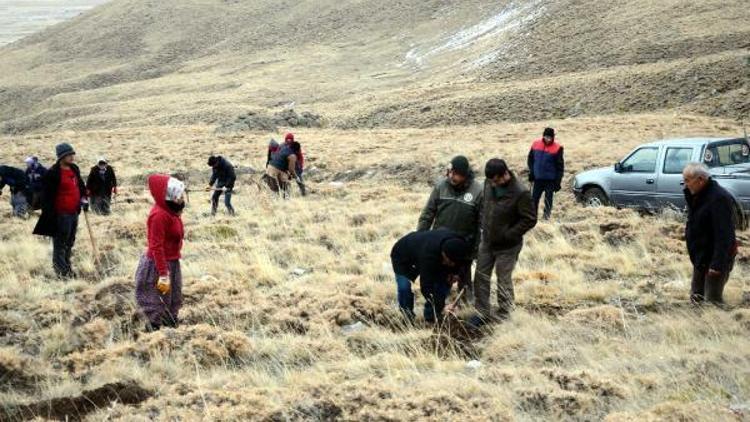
[134,254,183,327]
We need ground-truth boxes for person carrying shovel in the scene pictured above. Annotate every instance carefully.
[207,155,236,216]
[33,143,89,279]
[135,174,186,331]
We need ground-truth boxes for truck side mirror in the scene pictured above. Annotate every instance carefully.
[614,163,623,173]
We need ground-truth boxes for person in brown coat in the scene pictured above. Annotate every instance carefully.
[470,159,537,327]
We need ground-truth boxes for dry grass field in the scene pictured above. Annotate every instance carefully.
[1,0,749,420]
[0,113,748,420]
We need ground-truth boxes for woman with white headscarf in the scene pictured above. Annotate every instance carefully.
[135,174,186,331]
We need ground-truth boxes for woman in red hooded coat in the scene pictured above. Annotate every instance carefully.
[135,174,186,330]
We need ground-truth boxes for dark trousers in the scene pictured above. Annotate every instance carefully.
[211,189,235,215]
[691,258,735,304]
[53,214,78,278]
[532,180,556,219]
[295,171,306,196]
[395,273,451,323]
[91,195,111,215]
[473,242,522,320]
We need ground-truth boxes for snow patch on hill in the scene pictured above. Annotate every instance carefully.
[401,1,543,71]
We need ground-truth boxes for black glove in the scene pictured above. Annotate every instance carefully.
[528,174,535,183]
[554,182,562,192]
[81,200,90,212]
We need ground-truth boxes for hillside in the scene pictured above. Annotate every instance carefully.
[0,0,747,133]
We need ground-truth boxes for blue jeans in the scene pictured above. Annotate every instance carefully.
[395,273,451,322]
[395,274,415,319]
[211,189,235,215]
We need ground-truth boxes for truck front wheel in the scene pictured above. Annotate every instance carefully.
[582,187,609,208]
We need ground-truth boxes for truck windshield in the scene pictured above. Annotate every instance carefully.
[703,139,750,167]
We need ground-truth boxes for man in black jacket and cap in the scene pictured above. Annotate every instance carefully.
[86,157,117,215]
[33,143,89,279]
[390,229,471,323]
[207,155,237,216]
[682,162,738,305]
[471,159,537,326]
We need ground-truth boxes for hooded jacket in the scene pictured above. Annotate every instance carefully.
[684,179,737,272]
[391,229,470,293]
[86,165,117,197]
[33,162,87,237]
[146,174,185,277]
[26,163,47,192]
[209,156,237,190]
[481,173,537,250]
[528,138,564,182]
[417,175,483,252]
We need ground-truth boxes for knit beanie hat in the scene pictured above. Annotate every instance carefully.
[442,237,469,264]
[543,127,555,138]
[207,156,218,166]
[285,133,295,142]
[55,143,75,160]
[166,177,186,201]
[450,156,470,176]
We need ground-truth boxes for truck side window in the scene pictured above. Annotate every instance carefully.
[663,148,693,174]
[621,147,658,173]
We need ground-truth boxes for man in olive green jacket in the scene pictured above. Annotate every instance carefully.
[417,156,483,300]
[470,158,537,326]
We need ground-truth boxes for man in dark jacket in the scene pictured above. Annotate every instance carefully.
[0,165,30,217]
[25,156,47,210]
[33,143,89,279]
[682,162,737,305]
[207,155,236,216]
[391,229,471,323]
[86,157,117,215]
[527,127,564,220]
[471,159,537,326]
[417,156,483,300]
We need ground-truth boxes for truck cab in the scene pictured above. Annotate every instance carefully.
[573,137,750,228]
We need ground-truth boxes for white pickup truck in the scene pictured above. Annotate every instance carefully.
[572,137,750,229]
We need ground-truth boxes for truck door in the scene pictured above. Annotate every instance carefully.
[610,146,661,207]
[656,146,695,209]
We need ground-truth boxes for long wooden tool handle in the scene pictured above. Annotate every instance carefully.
[83,211,102,276]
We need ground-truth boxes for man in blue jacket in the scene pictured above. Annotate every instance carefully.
[25,156,47,210]
[527,127,565,220]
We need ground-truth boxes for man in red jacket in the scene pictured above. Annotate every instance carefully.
[33,143,89,279]
[135,174,186,331]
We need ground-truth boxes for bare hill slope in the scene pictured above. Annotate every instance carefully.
[0,0,747,133]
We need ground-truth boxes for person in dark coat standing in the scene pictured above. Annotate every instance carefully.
[0,165,30,217]
[682,162,738,305]
[25,156,47,211]
[135,174,186,330]
[471,159,537,326]
[33,143,89,279]
[527,127,564,220]
[207,155,236,216]
[86,157,117,215]
[391,229,471,323]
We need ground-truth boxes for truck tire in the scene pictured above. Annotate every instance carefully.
[582,187,609,208]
